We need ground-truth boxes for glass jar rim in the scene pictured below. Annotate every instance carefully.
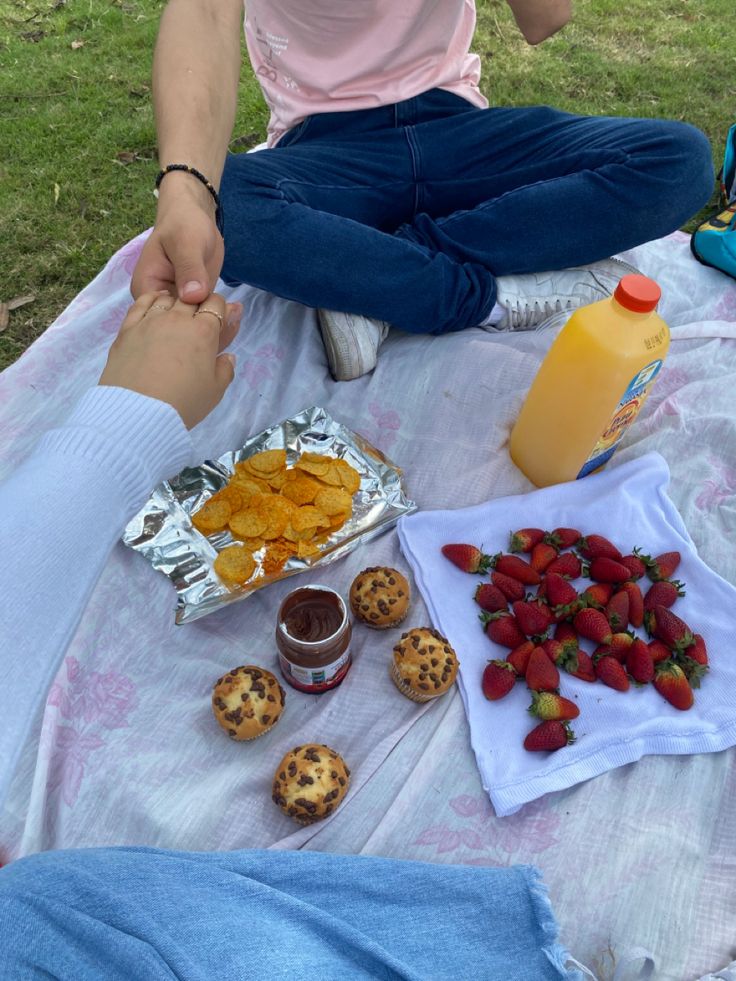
[277,584,348,649]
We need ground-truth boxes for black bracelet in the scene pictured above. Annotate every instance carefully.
[155,164,222,227]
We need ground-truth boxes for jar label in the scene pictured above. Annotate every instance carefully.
[577,359,663,479]
[278,648,351,693]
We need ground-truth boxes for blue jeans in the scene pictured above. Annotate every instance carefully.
[0,847,581,980]
[220,90,713,334]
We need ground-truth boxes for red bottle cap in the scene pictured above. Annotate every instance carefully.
[613,274,661,313]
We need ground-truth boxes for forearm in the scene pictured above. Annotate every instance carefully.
[505,0,571,44]
[0,387,192,810]
[153,0,243,212]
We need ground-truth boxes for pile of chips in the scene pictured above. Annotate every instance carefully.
[192,449,361,586]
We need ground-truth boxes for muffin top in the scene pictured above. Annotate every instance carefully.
[272,743,351,824]
[212,665,285,741]
[392,627,459,697]
[349,566,411,628]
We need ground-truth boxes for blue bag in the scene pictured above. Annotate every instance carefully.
[691,123,736,279]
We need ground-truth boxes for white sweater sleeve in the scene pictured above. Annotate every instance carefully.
[0,386,193,811]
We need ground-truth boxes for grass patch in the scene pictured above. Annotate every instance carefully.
[1,0,732,369]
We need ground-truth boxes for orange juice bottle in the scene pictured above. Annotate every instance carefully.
[509,275,669,487]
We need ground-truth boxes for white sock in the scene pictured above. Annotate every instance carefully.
[478,302,505,327]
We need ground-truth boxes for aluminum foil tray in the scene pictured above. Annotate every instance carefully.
[123,406,417,624]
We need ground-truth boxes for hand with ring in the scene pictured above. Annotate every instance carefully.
[99,291,242,429]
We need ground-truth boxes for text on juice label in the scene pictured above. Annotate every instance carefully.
[577,359,663,478]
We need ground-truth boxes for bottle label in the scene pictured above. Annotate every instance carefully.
[577,359,663,479]
[278,648,352,693]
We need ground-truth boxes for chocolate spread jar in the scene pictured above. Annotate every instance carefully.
[276,585,352,693]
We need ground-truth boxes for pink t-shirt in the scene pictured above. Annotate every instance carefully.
[245,0,488,146]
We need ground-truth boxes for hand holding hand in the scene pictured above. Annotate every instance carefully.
[131,177,224,305]
[99,291,242,429]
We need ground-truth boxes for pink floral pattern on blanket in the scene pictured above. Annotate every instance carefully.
[695,456,736,511]
[414,795,560,859]
[359,401,401,452]
[45,656,138,807]
[241,343,285,387]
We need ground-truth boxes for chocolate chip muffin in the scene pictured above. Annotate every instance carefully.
[391,627,459,703]
[349,566,410,629]
[272,743,350,824]
[212,665,285,741]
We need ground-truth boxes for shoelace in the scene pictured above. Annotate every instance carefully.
[509,297,574,330]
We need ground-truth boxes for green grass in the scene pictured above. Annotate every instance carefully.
[1,0,733,369]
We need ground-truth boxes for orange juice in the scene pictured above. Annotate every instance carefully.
[509,275,669,487]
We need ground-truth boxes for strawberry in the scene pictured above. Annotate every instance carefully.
[577,534,622,561]
[544,573,579,615]
[493,554,541,586]
[609,632,635,657]
[620,581,644,628]
[442,543,492,574]
[626,638,654,684]
[524,720,576,752]
[648,639,671,665]
[653,660,694,710]
[579,582,614,609]
[573,608,613,646]
[545,527,581,549]
[507,640,535,677]
[650,605,694,651]
[482,660,517,700]
[589,557,632,583]
[594,654,630,691]
[529,691,580,721]
[512,600,552,637]
[545,551,583,579]
[553,621,579,656]
[676,634,708,688]
[530,541,558,573]
[635,549,682,582]
[605,591,629,631]
[482,611,527,649]
[509,528,546,554]
[475,582,508,614]
[491,571,526,603]
[567,650,596,683]
[618,553,647,580]
[525,645,560,691]
[542,638,578,673]
[642,580,685,633]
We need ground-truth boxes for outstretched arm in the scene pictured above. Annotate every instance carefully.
[131,0,243,304]
[505,0,571,44]
[0,293,240,811]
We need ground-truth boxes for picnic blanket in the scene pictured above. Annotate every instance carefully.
[1,229,735,980]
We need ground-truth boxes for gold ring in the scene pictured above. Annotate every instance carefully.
[194,307,224,327]
[149,303,172,312]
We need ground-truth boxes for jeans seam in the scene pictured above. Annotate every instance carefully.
[274,177,410,195]
[403,127,422,216]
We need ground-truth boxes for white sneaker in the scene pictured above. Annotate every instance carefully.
[492,257,641,331]
[317,309,391,381]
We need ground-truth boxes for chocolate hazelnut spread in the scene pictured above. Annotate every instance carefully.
[276,585,352,693]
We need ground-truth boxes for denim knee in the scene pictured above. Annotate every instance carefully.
[658,120,715,218]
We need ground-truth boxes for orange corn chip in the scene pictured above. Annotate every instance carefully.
[295,452,330,477]
[192,497,232,534]
[291,506,330,533]
[313,486,353,516]
[245,448,287,475]
[229,508,268,539]
[281,473,321,505]
[296,540,321,559]
[214,546,256,585]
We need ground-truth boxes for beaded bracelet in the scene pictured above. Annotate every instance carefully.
[155,164,222,226]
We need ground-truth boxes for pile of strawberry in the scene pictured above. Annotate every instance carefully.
[441,529,708,753]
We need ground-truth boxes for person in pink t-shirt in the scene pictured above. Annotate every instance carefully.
[132,0,713,380]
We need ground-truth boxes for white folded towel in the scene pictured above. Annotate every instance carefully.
[398,452,736,816]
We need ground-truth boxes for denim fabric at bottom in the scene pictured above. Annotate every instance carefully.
[0,846,582,980]
[219,89,713,334]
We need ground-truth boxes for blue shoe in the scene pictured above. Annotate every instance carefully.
[691,203,736,281]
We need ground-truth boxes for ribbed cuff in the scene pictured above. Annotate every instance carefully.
[37,386,194,516]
